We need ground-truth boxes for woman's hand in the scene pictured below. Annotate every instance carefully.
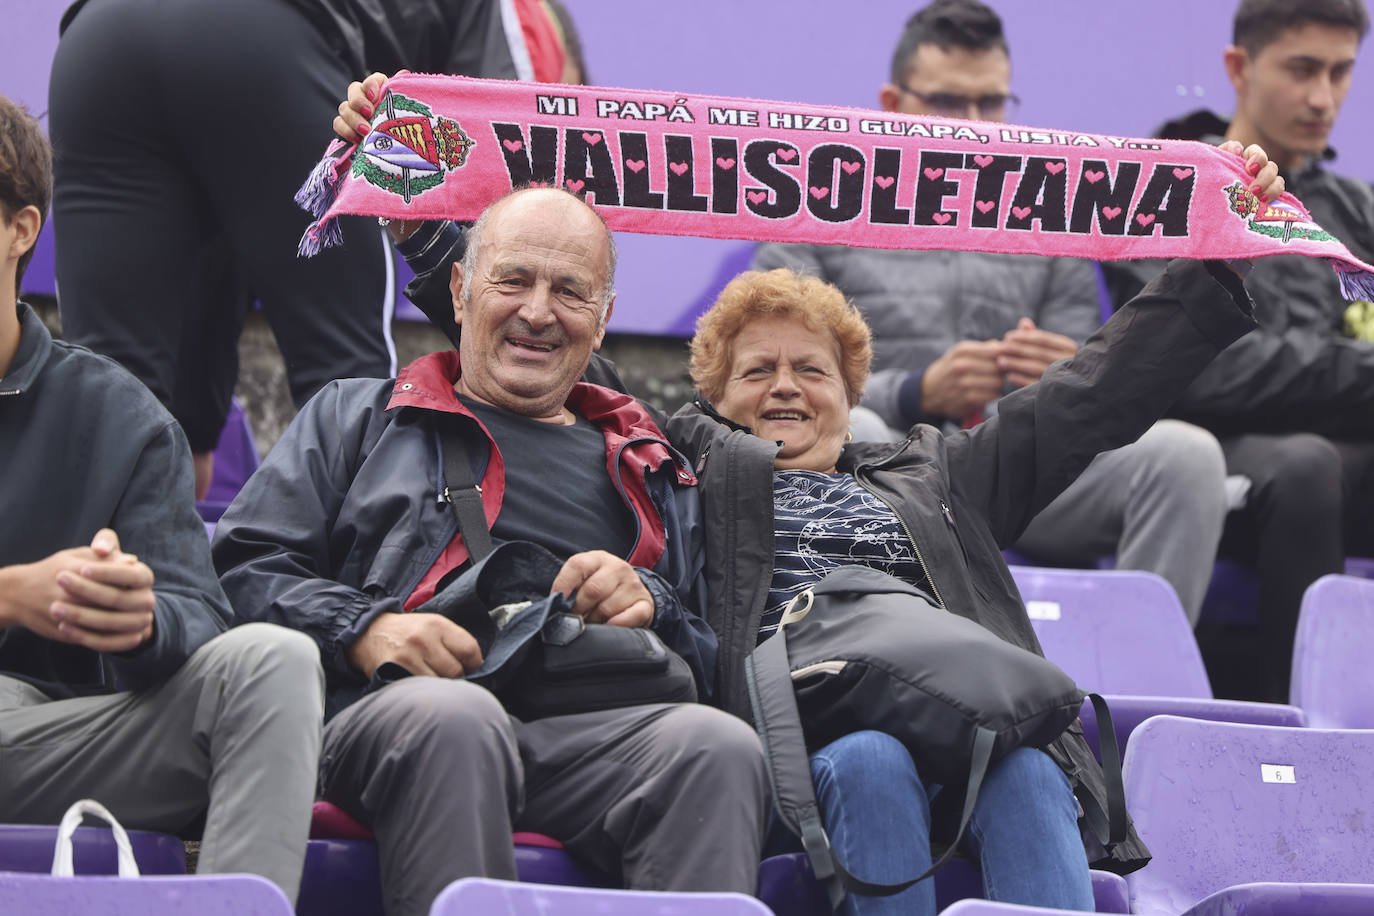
[333,70,424,240]
[1217,140,1285,278]
[1219,140,1285,203]
[332,70,408,144]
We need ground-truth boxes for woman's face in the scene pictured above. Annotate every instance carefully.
[714,315,851,473]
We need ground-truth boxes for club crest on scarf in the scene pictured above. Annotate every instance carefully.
[1224,181,1334,245]
[354,91,474,202]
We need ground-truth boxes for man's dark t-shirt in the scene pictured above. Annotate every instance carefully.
[462,397,636,561]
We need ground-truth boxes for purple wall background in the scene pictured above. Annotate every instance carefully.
[6,0,1372,334]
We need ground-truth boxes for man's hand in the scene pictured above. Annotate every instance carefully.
[0,529,156,653]
[920,339,1005,420]
[348,612,484,680]
[999,318,1079,388]
[551,551,655,628]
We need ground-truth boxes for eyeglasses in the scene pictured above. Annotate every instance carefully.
[896,85,1021,120]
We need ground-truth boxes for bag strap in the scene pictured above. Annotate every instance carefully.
[438,417,495,563]
[1078,693,1128,849]
[52,799,139,878]
[745,622,995,910]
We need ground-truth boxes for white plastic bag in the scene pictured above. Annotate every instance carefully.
[50,799,139,878]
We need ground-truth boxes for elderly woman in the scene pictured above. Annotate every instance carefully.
[666,143,1278,912]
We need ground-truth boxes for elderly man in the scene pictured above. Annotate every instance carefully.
[753,0,1230,625]
[214,187,768,916]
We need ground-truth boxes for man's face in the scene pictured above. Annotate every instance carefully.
[451,190,613,422]
[1226,23,1361,170]
[881,43,1013,122]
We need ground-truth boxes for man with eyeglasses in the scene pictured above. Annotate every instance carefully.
[753,0,1231,627]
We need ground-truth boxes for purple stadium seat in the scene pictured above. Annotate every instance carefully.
[756,853,829,916]
[0,872,292,915]
[1197,557,1260,626]
[756,853,1130,914]
[1009,566,1305,756]
[1075,693,1303,761]
[1010,566,1207,695]
[0,824,185,876]
[298,802,612,916]
[297,838,384,916]
[1086,870,1130,914]
[197,398,260,524]
[511,833,612,888]
[1290,574,1374,728]
[940,901,1100,915]
[430,877,775,915]
[1201,556,1374,627]
[1345,557,1374,580]
[1123,716,1374,916]
[1167,882,1374,916]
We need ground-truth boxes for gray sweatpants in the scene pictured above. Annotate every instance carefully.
[0,623,324,902]
[1014,419,1228,624]
[320,678,770,916]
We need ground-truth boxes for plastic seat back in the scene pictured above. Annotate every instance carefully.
[0,824,184,876]
[1291,574,1374,727]
[757,852,1129,914]
[0,873,291,915]
[430,877,774,915]
[198,398,261,523]
[1009,566,1211,697]
[1123,716,1374,916]
[940,900,1097,915]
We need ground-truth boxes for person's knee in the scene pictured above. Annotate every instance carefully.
[812,730,911,777]
[652,705,767,789]
[222,622,320,667]
[198,623,323,697]
[1250,434,1343,518]
[984,748,1071,801]
[372,678,513,755]
[1138,421,1226,491]
[810,730,922,808]
[323,680,521,844]
[1261,434,1342,490]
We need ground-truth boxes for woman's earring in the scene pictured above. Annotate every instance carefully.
[845,430,854,443]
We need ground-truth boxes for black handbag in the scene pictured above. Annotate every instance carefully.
[420,417,697,720]
[746,565,1124,909]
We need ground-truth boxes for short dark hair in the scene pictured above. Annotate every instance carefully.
[1233,0,1369,56]
[0,95,52,291]
[890,0,1008,85]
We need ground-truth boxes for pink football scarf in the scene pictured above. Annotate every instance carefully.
[298,73,1374,299]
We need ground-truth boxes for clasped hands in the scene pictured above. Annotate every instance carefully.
[347,550,654,680]
[921,140,1283,423]
[920,317,1078,421]
[0,529,156,653]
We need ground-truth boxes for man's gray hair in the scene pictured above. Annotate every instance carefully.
[459,186,618,322]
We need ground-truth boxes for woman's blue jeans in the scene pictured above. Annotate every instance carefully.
[779,730,1094,916]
